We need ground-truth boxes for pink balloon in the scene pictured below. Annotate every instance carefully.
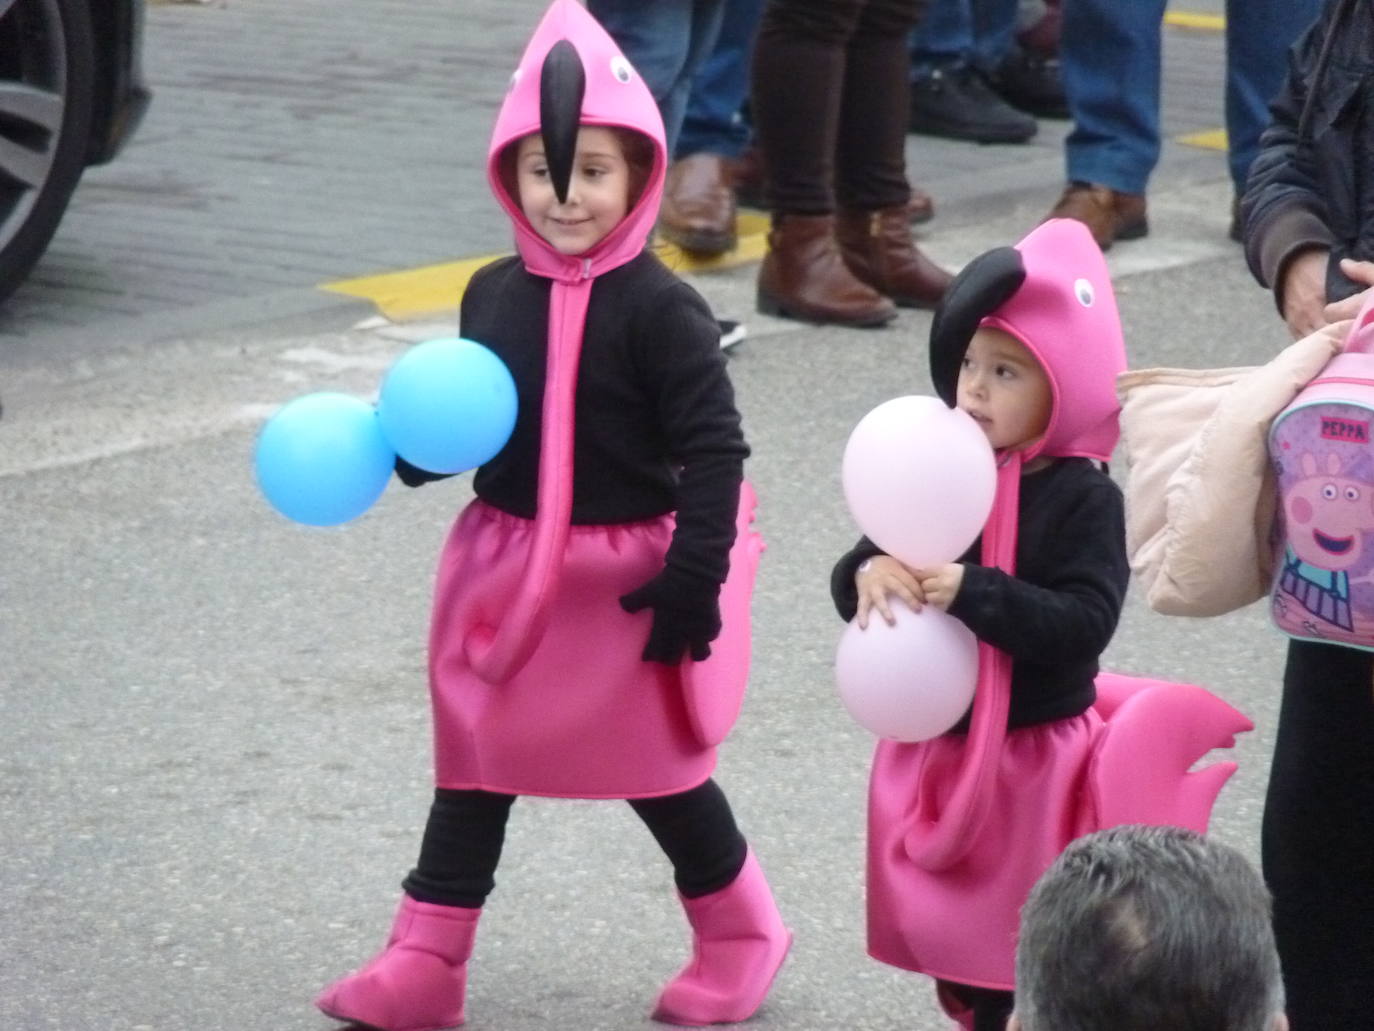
[835,601,979,742]
[842,396,996,568]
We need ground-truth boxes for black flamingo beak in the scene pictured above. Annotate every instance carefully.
[929,247,1026,406]
[540,40,586,205]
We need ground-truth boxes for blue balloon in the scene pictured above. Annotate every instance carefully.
[376,337,518,475]
[254,393,395,526]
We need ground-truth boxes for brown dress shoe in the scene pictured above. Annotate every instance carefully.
[659,153,737,255]
[757,214,898,327]
[1045,182,1148,249]
[835,206,954,310]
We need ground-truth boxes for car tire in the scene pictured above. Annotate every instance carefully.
[0,0,97,304]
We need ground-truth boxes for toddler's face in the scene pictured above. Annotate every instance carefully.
[516,126,629,255]
[957,327,1053,452]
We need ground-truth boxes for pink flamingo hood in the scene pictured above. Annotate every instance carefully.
[463,0,666,684]
[487,0,666,283]
[930,218,1127,462]
[980,219,1126,462]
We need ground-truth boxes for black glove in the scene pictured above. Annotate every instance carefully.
[619,566,722,665]
[394,455,454,488]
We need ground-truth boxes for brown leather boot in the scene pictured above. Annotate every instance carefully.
[757,214,897,327]
[835,206,954,310]
[660,153,737,255]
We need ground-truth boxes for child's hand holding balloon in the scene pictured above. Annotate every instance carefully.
[856,556,926,628]
[914,563,965,611]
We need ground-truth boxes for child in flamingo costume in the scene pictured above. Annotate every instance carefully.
[315,4,787,1028]
[831,218,1252,1030]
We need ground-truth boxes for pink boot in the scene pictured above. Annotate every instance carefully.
[316,896,479,1031]
[653,849,792,1026]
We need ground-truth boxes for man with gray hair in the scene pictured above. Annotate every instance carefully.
[1011,825,1288,1031]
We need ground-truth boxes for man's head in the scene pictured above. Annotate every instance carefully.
[1011,826,1287,1031]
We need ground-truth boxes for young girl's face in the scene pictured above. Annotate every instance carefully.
[515,126,630,255]
[957,327,1053,451]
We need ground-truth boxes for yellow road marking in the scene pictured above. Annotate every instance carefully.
[322,256,492,321]
[1177,128,1229,151]
[322,211,772,321]
[1165,11,1225,31]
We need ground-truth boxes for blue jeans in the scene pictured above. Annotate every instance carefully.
[1061,0,1321,194]
[588,0,727,159]
[909,0,1020,78]
[677,0,767,159]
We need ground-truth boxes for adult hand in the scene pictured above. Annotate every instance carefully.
[855,554,924,629]
[1323,258,1374,323]
[914,563,965,611]
[1280,248,1330,340]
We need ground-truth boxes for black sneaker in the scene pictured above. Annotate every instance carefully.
[909,64,1037,144]
[718,319,746,351]
[989,46,1069,120]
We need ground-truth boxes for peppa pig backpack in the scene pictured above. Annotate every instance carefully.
[1269,294,1374,650]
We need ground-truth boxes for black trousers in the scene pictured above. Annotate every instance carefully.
[750,0,927,213]
[1263,640,1374,1031]
[402,778,748,909]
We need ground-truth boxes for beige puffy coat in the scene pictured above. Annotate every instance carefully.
[1117,322,1348,617]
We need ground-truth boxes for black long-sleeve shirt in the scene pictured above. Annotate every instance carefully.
[830,457,1129,729]
[459,251,748,585]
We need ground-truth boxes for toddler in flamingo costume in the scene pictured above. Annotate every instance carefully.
[831,219,1252,1030]
[315,3,788,1028]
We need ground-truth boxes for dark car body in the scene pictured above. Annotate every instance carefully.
[89,0,152,165]
[0,0,152,302]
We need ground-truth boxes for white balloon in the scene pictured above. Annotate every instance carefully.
[835,601,979,742]
[841,396,996,568]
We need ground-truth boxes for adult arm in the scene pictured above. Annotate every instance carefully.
[1240,16,1335,338]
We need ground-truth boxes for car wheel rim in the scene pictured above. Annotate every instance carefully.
[0,0,67,250]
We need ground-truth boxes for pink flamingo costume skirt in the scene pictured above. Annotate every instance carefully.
[865,672,1251,990]
[867,713,1100,989]
[427,500,716,799]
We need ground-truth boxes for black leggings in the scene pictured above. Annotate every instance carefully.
[402,778,748,909]
[1263,640,1374,1030]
